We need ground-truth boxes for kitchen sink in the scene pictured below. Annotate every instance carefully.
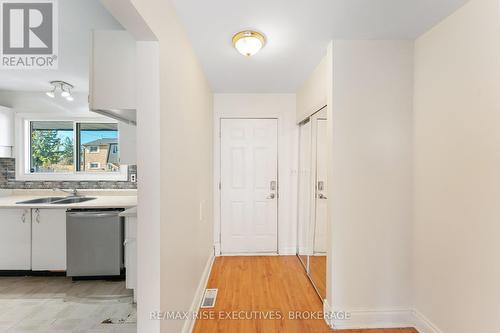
[16,197,66,204]
[16,196,96,205]
[51,197,96,204]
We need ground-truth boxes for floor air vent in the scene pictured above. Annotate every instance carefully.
[200,288,218,308]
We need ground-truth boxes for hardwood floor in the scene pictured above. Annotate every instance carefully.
[193,256,418,333]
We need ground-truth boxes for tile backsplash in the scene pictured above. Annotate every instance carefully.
[0,158,137,190]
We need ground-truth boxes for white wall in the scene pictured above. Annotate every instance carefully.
[136,41,161,333]
[131,1,214,332]
[103,2,160,332]
[413,0,500,332]
[213,94,298,255]
[296,56,327,123]
[326,40,414,328]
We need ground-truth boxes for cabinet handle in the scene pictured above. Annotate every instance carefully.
[35,209,40,223]
[21,210,27,223]
[124,238,136,246]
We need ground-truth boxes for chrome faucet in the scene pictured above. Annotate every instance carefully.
[53,187,79,197]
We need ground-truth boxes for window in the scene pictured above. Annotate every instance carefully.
[77,123,119,172]
[23,120,125,180]
[89,162,100,169]
[30,121,74,173]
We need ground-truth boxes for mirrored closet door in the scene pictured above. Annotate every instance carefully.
[297,107,327,300]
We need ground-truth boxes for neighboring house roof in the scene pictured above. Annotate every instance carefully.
[83,138,118,146]
[83,138,119,166]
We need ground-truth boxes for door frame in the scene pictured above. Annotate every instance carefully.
[216,117,280,255]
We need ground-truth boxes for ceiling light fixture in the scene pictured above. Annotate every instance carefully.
[61,88,70,98]
[232,30,266,57]
[45,87,55,98]
[46,81,74,102]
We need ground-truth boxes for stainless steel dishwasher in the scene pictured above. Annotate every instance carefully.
[66,209,124,278]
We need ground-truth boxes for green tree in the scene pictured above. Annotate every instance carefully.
[31,130,62,171]
[60,136,74,165]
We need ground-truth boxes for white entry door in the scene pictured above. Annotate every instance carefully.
[314,118,328,253]
[220,119,278,254]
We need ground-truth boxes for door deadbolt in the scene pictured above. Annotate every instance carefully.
[270,180,277,191]
[317,181,324,191]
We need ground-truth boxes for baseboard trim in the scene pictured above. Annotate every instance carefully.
[323,299,333,328]
[182,251,215,333]
[215,247,297,256]
[413,310,443,333]
[218,251,299,256]
[0,270,66,277]
[322,304,443,333]
[279,247,297,255]
[325,308,415,330]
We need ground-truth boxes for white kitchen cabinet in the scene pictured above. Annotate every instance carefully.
[31,209,67,271]
[89,30,136,112]
[0,106,14,158]
[124,215,137,302]
[0,209,31,270]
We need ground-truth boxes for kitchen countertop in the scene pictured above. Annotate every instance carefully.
[0,189,137,209]
[119,207,137,217]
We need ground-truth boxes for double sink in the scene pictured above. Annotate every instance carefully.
[16,196,96,205]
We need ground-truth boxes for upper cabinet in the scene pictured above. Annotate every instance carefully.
[0,106,14,158]
[89,30,137,123]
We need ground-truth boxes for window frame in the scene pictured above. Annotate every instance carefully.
[15,114,128,181]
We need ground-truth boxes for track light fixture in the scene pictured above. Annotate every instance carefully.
[46,81,74,101]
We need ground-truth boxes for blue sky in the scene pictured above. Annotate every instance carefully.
[81,130,118,144]
[56,130,118,144]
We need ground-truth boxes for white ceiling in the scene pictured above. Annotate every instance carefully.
[0,0,122,93]
[171,0,469,93]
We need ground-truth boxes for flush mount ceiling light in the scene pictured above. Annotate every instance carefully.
[232,30,266,57]
[46,81,74,101]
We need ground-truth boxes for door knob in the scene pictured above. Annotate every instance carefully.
[318,193,328,199]
[267,193,275,199]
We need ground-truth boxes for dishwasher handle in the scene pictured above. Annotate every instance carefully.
[67,211,121,218]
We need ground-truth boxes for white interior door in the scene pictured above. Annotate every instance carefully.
[314,118,328,253]
[221,119,278,254]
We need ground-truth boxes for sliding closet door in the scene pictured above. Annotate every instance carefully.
[309,113,327,300]
[296,107,328,301]
[297,119,314,267]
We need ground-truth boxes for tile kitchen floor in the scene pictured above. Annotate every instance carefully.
[0,276,136,333]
